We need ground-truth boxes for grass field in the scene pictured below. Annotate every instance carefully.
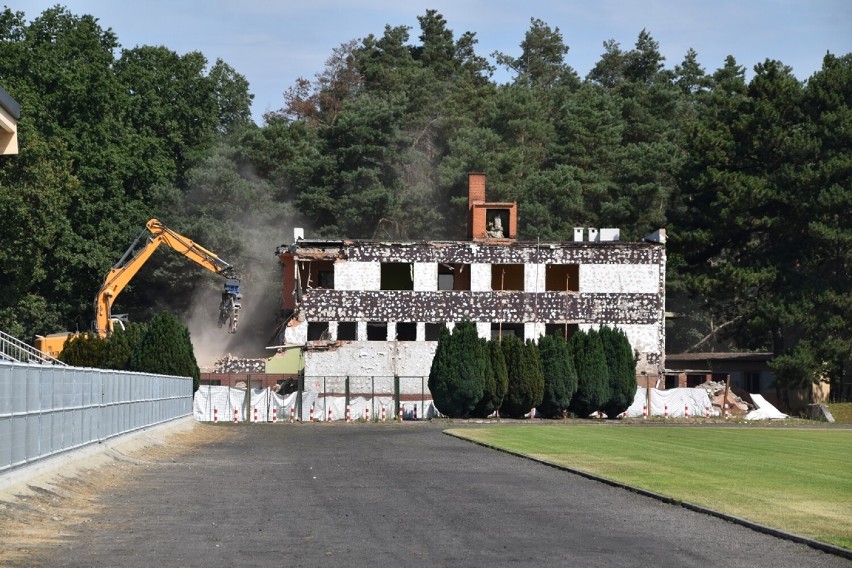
[449,425,852,550]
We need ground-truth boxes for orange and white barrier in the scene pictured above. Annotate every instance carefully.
[213,408,219,423]
[381,405,386,422]
[233,408,239,423]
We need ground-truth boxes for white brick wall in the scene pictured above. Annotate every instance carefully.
[579,264,660,294]
[305,341,437,378]
[470,263,491,291]
[413,262,437,291]
[335,261,380,291]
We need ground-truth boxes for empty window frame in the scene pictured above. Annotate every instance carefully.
[438,263,471,291]
[381,262,413,290]
[491,264,524,291]
[307,321,330,341]
[544,323,578,341]
[744,372,761,392]
[486,209,510,238]
[396,322,417,341]
[298,260,335,289]
[491,322,524,341]
[425,323,443,341]
[367,321,388,341]
[337,321,357,341]
[545,264,579,292]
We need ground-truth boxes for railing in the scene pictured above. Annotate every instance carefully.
[0,330,66,365]
[0,361,192,473]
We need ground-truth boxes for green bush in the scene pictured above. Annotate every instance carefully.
[473,338,510,418]
[568,329,610,417]
[500,335,544,418]
[59,332,106,367]
[599,325,637,419]
[428,321,485,418]
[100,322,149,370]
[538,333,578,418]
[129,312,200,390]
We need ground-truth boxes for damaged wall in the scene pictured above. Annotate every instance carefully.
[279,239,666,380]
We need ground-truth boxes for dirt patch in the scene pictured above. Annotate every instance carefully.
[0,422,232,567]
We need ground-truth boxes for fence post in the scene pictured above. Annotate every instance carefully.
[394,375,400,421]
[345,375,350,416]
[371,376,375,422]
[297,370,304,422]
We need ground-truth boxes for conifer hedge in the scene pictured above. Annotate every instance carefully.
[538,333,578,418]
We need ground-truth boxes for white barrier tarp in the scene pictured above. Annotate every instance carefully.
[624,387,717,418]
[193,386,287,422]
[193,385,437,421]
[745,393,787,420]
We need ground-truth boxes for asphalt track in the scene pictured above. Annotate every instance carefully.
[43,422,850,567]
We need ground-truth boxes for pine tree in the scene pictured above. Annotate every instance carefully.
[599,326,637,419]
[500,336,543,418]
[100,322,148,370]
[538,333,577,418]
[129,312,200,389]
[567,329,610,417]
[428,322,485,417]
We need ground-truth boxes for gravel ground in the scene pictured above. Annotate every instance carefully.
[1,420,849,567]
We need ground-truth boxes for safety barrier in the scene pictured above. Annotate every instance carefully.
[0,361,193,473]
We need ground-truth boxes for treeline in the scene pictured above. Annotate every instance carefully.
[61,314,201,390]
[0,7,849,397]
[428,322,636,418]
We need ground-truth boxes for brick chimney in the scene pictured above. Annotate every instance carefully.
[467,172,518,241]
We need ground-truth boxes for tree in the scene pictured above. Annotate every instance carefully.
[567,329,610,417]
[59,332,106,367]
[599,326,637,419]
[100,322,149,370]
[537,333,577,418]
[129,312,200,390]
[428,321,485,418]
[500,336,543,418]
[493,18,578,89]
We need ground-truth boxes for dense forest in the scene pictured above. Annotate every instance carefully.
[0,7,849,397]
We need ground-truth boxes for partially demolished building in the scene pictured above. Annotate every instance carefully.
[276,174,666,388]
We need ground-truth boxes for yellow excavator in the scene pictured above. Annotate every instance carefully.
[35,219,241,357]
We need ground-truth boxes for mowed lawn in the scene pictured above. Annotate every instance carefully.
[449,425,852,550]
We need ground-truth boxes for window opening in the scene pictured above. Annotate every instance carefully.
[545,264,579,292]
[438,263,471,290]
[491,264,524,291]
[367,321,388,341]
[491,322,524,341]
[337,321,357,341]
[381,262,413,290]
[307,321,330,341]
[545,323,577,341]
[425,323,442,341]
[396,322,417,341]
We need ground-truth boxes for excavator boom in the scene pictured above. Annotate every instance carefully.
[93,219,241,337]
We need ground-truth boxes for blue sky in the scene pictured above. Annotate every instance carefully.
[11,1,852,124]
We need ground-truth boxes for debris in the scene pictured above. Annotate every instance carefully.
[213,354,265,374]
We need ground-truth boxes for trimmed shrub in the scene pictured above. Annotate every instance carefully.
[500,336,544,418]
[567,329,610,417]
[538,333,578,418]
[599,326,637,419]
[129,312,200,390]
[59,332,106,367]
[428,321,485,418]
[473,338,510,418]
[100,322,148,370]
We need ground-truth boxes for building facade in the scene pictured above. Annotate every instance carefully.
[276,174,666,387]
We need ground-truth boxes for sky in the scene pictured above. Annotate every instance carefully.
[11,1,852,124]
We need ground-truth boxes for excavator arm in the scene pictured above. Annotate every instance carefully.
[94,219,241,337]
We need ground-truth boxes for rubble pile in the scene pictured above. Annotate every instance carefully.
[213,354,266,374]
[695,380,750,412]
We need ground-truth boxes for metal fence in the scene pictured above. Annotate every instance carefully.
[300,375,435,421]
[0,361,193,473]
